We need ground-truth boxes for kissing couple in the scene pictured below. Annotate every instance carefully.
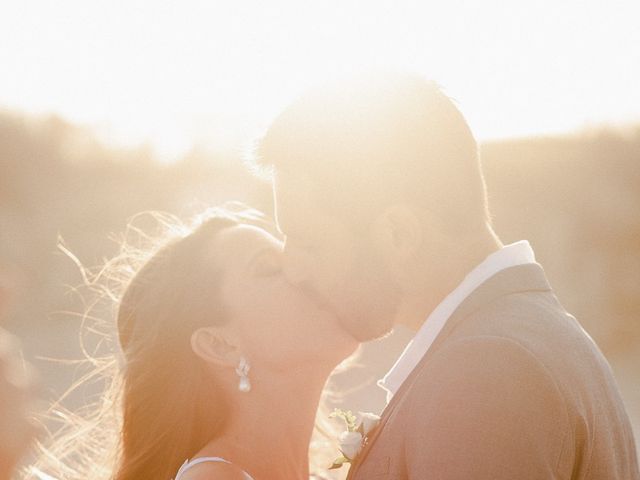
[33,72,638,480]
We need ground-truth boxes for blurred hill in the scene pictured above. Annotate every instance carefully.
[1,110,638,457]
[483,131,640,354]
[0,111,271,332]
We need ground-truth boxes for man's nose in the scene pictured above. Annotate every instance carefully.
[282,243,311,286]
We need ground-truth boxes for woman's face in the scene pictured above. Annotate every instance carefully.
[211,224,358,372]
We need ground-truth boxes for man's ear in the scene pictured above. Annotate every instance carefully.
[372,204,423,262]
[190,327,241,369]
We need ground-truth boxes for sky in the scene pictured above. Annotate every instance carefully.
[1,0,639,160]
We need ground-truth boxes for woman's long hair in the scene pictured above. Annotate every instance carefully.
[26,203,272,480]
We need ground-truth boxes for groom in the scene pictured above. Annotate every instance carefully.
[256,73,639,478]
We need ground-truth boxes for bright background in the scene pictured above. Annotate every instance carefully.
[1,0,639,476]
[1,0,639,160]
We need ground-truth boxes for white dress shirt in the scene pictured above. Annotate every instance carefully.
[378,240,536,403]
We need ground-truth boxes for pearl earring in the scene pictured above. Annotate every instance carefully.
[235,356,251,393]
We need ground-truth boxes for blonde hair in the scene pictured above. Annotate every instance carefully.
[26,203,281,480]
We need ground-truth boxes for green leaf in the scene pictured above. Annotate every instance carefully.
[330,408,358,431]
[345,411,358,431]
[329,457,350,470]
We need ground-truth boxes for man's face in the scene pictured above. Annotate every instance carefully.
[273,169,399,341]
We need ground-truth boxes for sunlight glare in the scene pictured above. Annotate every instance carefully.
[1,0,639,161]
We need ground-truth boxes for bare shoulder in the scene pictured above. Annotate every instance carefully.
[178,461,248,480]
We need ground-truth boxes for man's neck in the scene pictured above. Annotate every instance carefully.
[396,230,502,332]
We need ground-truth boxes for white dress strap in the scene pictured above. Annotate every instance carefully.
[174,456,254,480]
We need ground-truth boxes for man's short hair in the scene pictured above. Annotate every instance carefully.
[256,72,490,234]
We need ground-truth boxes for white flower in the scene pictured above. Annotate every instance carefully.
[339,430,364,460]
[358,412,381,436]
[329,408,382,470]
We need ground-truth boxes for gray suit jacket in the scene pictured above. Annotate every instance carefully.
[348,264,639,479]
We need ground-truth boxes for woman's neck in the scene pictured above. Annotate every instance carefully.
[200,364,331,479]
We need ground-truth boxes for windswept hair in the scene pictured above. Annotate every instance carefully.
[25,202,276,480]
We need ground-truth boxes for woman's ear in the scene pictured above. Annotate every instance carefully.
[190,327,241,369]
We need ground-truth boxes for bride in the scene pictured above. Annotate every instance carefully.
[29,204,358,480]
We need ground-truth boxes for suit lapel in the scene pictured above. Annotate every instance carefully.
[427,263,551,353]
[345,363,417,478]
[346,263,552,479]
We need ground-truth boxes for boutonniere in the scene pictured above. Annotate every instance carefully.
[329,409,381,470]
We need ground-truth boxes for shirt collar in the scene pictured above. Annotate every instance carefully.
[378,241,536,402]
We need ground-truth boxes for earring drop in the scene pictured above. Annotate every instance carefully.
[235,356,251,393]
